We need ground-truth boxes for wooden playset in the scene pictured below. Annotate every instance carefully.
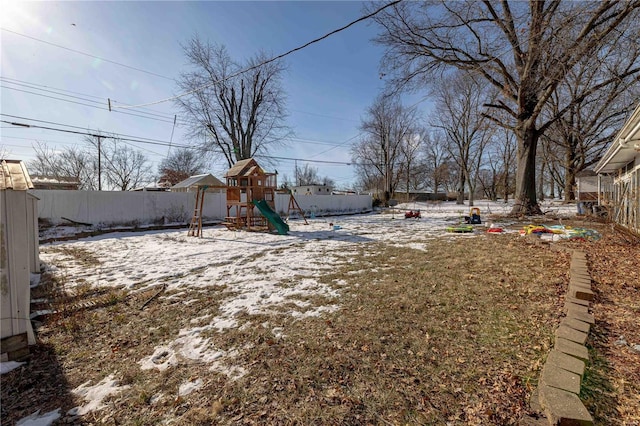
[222,158,280,231]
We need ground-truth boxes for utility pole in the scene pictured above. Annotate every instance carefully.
[97,136,102,191]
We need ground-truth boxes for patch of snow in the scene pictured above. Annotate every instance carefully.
[210,363,246,380]
[149,393,164,405]
[178,378,203,396]
[1,361,25,375]
[189,314,212,324]
[67,374,129,416]
[271,327,285,339]
[15,409,61,426]
[30,273,41,288]
[291,304,340,318]
[38,200,580,381]
[30,310,54,319]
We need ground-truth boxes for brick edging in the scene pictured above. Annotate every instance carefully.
[529,249,595,425]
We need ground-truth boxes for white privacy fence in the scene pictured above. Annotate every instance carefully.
[32,190,226,226]
[32,190,372,226]
[274,194,372,218]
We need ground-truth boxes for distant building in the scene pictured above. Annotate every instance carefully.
[171,174,226,193]
[31,175,80,190]
[292,184,332,195]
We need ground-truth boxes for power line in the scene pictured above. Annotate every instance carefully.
[0,82,191,125]
[1,77,362,124]
[308,133,362,158]
[254,154,353,166]
[110,0,403,110]
[2,114,379,166]
[1,76,185,119]
[1,85,186,125]
[0,113,186,144]
[0,27,175,81]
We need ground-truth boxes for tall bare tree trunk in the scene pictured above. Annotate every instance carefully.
[456,168,465,205]
[512,126,542,215]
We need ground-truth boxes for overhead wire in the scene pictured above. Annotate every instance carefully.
[2,116,380,166]
[1,77,184,120]
[1,113,185,144]
[1,83,191,125]
[2,76,360,125]
[109,0,403,110]
[2,79,363,147]
[0,27,175,81]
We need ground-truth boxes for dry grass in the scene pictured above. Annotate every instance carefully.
[9,226,629,425]
[571,221,640,425]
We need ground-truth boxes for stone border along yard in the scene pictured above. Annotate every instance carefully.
[524,248,596,425]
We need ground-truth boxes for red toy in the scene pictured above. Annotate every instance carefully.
[404,210,421,219]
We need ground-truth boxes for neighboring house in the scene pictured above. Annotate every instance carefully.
[171,173,226,193]
[131,181,171,192]
[31,175,80,190]
[1,159,39,360]
[594,103,640,235]
[292,184,333,196]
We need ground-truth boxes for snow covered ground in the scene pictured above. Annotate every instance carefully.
[11,200,577,425]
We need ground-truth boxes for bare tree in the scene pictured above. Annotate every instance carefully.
[28,142,96,190]
[0,144,10,159]
[351,95,419,204]
[398,131,426,198]
[292,163,336,188]
[85,137,153,191]
[541,28,640,201]
[158,148,206,185]
[175,36,290,168]
[372,0,640,214]
[496,128,517,202]
[422,130,451,195]
[431,74,494,206]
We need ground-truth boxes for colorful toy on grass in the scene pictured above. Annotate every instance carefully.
[464,207,481,224]
[404,210,421,219]
[446,225,474,233]
[519,224,601,241]
[487,224,504,233]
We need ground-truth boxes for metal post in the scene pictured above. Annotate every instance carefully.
[97,136,102,191]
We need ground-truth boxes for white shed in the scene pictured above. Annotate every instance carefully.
[1,159,38,360]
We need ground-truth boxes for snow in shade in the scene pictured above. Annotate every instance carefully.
[15,409,61,426]
[1,361,25,375]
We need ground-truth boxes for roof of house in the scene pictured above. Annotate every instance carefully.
[225,158,263,178]
[595,103,640,174]
[31,175,80,189]
[172,173,226,189]
[0,159,34,190]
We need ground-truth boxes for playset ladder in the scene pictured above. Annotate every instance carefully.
[188,186,207,237]
[287,194,308,225]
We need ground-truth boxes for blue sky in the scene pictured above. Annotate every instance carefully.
[1,1,427,188]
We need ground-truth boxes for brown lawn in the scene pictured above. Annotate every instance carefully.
[1,218,637,425]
